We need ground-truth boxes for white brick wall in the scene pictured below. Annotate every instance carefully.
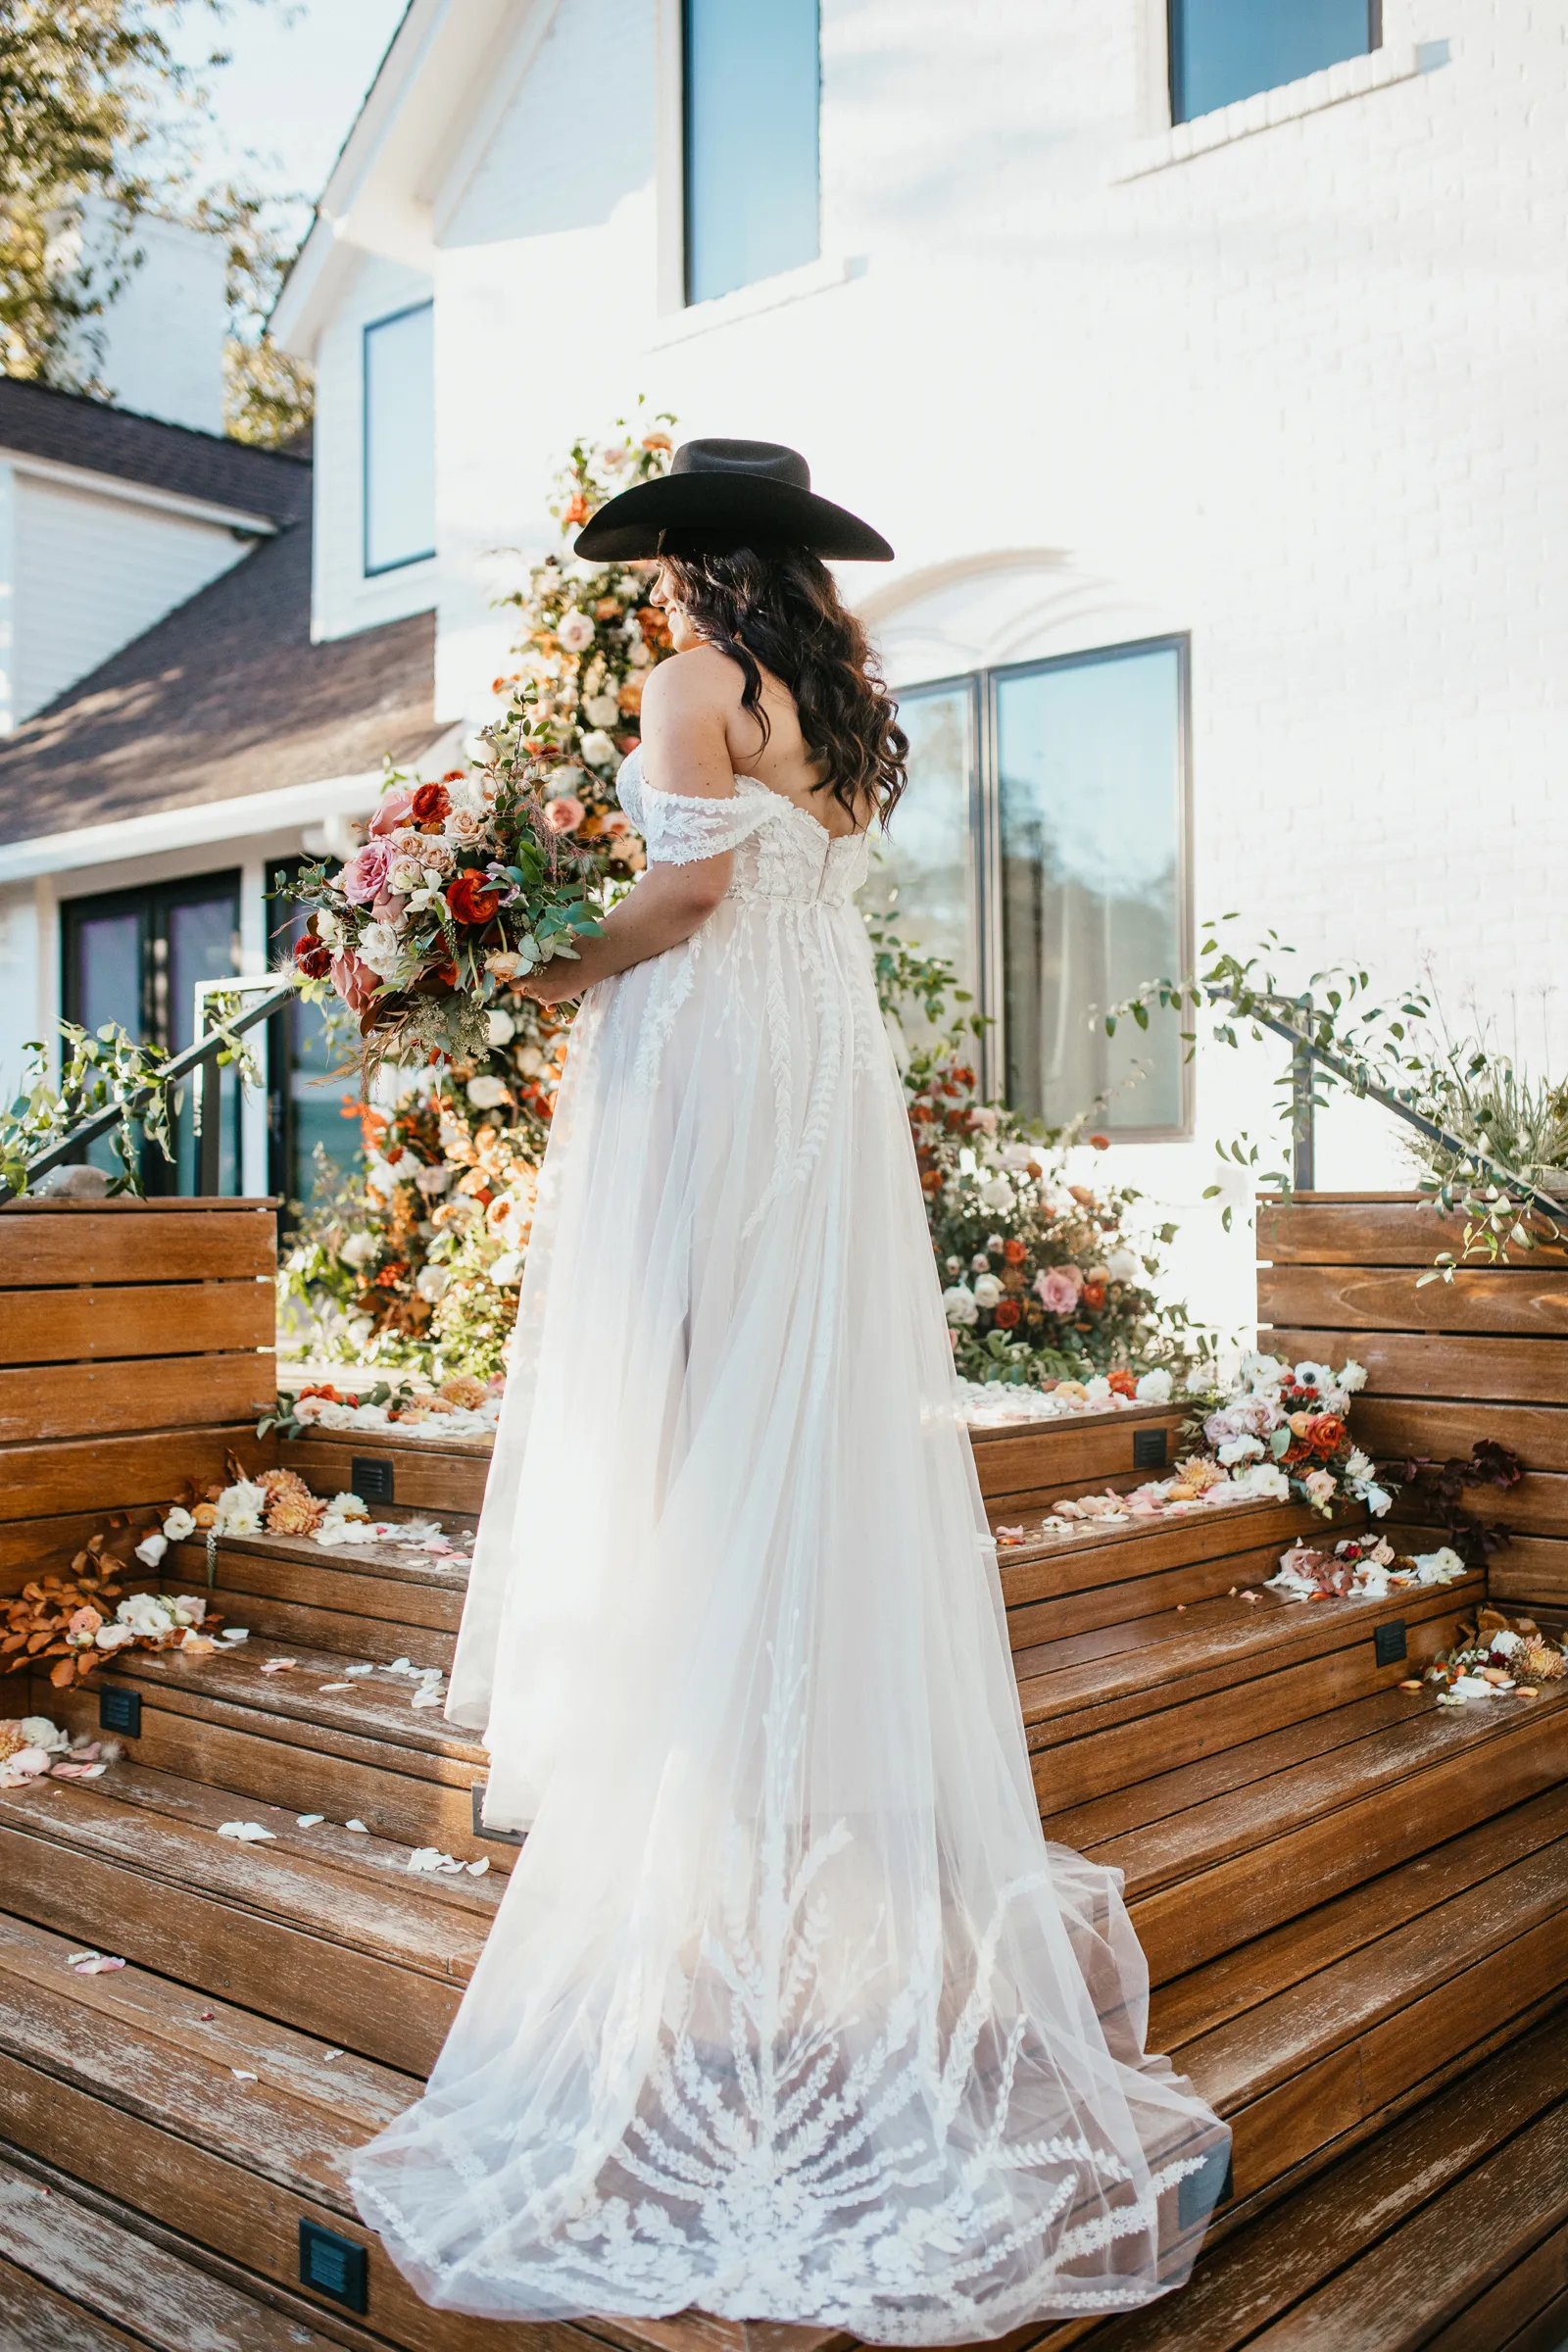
[323,0,1568,1338]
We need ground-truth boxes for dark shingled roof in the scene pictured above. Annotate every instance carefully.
[0,395,440,847]
[0,373,312,515]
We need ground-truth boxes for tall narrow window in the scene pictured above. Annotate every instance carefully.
[363,301,436,575]
[996,643,1187,1135]
[63,874,243,1191]
[1169,0,1379,122]
[865,678,980,1022]
[684,0,819,306]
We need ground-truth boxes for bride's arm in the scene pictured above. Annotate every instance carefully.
[521,651,740,1004]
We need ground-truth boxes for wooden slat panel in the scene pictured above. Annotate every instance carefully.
[0,1425,274,1522]
[0,1208,275,1288]
[1264,1328,1568,1405]
[1455,1471,1568,1539]
[0,2258,148,2352]
[1257,1197,1568,1267]
[0,1510,155,1594]
[1355,1396,1568,1474]
[1488,1536,1568,1610]
[0,1282,271,1366]
[1259,1261,1568,1336]
[0,1354,273,1445]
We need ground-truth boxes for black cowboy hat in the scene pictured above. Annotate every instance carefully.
[572,437,894,563]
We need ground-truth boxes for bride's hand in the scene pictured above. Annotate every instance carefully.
[519,959,586,1006]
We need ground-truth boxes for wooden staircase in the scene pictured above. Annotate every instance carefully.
[2,1199,1566,2350]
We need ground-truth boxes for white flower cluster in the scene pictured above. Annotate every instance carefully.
[956,1368,1173,1426]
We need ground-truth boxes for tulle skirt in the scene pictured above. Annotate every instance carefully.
[348,891,1229,2340]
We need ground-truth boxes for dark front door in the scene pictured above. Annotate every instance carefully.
[62,872,243,1193]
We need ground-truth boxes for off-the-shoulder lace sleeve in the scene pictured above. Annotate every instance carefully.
[616,750,773,867]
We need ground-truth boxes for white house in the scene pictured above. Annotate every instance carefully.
[5,0,1565,1336]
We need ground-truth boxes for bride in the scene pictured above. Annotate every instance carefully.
[348,439,1228,2340]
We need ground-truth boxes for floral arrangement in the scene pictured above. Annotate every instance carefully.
[1266,1533,1466,1601]
[1,1528,223,1690]
[1186,1351,1392,1520]
[0,1716,113,1790]
[1422,1605,1566,1703]
[917,1048,1205,1390]
[264,1374,502,1446]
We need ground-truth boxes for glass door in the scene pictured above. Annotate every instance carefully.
[63,873,243,1191]
[267,857,360,1219]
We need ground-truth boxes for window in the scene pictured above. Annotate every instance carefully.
[880,640,1190,1139]
[684,0,819,305]
[363,301,435,575]
[1168,0,1379,122]
[267,859,360,1216]
[63,874,243,1191]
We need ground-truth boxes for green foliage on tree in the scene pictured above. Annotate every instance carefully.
[0,0,312,445]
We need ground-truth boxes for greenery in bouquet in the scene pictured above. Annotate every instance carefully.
[1184,1350,1393,1520]
[910,1035,1204,1390]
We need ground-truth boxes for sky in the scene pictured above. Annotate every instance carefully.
[172,0,410,228]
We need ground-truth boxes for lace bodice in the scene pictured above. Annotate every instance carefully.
[616,748,870,909]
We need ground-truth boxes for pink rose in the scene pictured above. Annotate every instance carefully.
[331,953,379,1013]
[1034,1266,1083,1315]
[340,840,391,905]
[544,794,585,833]
[369,785,419,838]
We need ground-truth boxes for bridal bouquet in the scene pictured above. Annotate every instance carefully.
[286,755,604,1067]
[1188,1351,1394,1519]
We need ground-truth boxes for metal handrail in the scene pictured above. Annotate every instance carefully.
[7,978,295,1204]
[1260,1001,1566,1226]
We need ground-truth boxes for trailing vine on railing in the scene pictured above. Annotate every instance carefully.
[1106,921,1565,1273]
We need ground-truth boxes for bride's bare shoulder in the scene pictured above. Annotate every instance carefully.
[640,643,745,719]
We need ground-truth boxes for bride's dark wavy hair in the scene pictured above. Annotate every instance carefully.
[658,545,907,824]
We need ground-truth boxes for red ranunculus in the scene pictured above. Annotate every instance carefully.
[1081,1280,1106,1310]
[446,871,504,926]
[411,781,451,828]
[294,933,331,979]
[1107,1368,1138,1397]
[994,1298,1022,1328]
[1003,1238,1027,1265]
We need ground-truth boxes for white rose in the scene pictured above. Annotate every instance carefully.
[557,609,595,653]
[340,1231,377,1267]
[118,1592,174,1637]
[1135,1369,1172,1404]
[415,1265,451,1303]
[1105,1248,1141,1283]
[133,1531,169,1567]
[215,1481,268,1536]
[1232,1463,1290,1501]
[579,729,618,771]
[1217,1435,1265,1465]
[582,694,620,728]
[95,1623,138,1650]
[942,1285,980,1328]
[1083,1376,1112,1403]
[972,1274,1004,1308]
[466,1075,510,1110]
[999,1142,1038,1170]
[1240,1352,1288,1391]
[485,1008,515,1047]
[1364,1483,1393,1517]
[514,1045,545,1078]
[548,765,587,799]
[1345,1447,1374,1481]
[315,907,341,947]
[488,1251,524,1288]
[978,1177,1013,1212]
[358,921,405,980]
[20,1716,69,1755]
[162,1506,195,1541]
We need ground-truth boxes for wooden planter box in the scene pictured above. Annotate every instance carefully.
[1257,1190,1568,1621]
[0,1198,278,1596]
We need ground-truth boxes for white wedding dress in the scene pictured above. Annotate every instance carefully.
[348,750,1229,2340]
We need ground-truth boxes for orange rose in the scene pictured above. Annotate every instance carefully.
[994,1298,1022,1328]
[1107,1369,1137,1397]
[1004,1239,1026,1265]
[446,872,504,925]
[1081,1281,1106,1310]
[564,493,589,525]
[617,675,645,715]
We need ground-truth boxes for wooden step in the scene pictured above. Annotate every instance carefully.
[1000,1497,1348,1649]
[0,2147,349,2352]
[32,1641,500,1870]
[1077,2010,1568,2350]
[1153,1788,1568,2209]
[162,1518,470,1669]
[1091,1681,1568,1980]
[1022,1576,1484,1811]
[0,1760,496,2073]
[0,1914,758,2352]
[283,1430,491,1517]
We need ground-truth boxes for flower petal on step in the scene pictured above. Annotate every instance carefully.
[466,1857,490,1876]
[344,1819,368,1833]
[231,2069,258,2082]
[295,1813,324,1828]
[217,1821,276,1841]
[74,1956,124,1974]
[318,1684,352,1693]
